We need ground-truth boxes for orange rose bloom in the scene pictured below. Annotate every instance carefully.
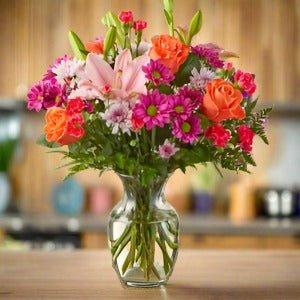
[202,79,245,122]
[44,107,84,145]
[149,35,189,73]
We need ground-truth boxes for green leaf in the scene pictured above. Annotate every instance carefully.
[103,26,117,59]
[174,53,202,86]
[115,153,125,170]
[175,145,210,165]
[36,135,60,148]
[141,167,157,186]
[187,10,202,44]
[163,0,173,13]
[163,9,172,25]
[157,84,174,95]
[101,12,124,46]
[68,31,88,60]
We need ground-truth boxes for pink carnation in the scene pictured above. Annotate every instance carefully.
[237,125,255,152]
[234,70,256,96]
[205,124,231,148]
[118,11,133,24]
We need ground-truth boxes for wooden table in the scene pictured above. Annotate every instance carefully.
[1,250,300,299]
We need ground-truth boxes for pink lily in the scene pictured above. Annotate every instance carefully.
[85,49,149,101]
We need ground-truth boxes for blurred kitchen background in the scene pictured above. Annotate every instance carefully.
[0,0,300,251]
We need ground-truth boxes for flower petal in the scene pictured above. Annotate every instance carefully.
[114,49,132,72]
[85,53,114,87]
[121,54,149,95]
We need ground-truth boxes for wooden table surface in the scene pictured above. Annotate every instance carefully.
[1,250,300,300]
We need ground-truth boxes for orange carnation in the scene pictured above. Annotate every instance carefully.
[202,79,245,122]
[44,106,85,145]
[149,35,189,73]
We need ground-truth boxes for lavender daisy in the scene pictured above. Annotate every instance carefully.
[132,90,170,130]
[190,67,215,89]
[158,139,179,159]
[142,59,175,86]
[100,101,132,135]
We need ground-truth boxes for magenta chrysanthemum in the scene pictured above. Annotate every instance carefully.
[132,90,170,130]
[142,59,175,86]
[191,44,224,68]
[178,86,203,109]
[27,78,66,112]
[169,94,194,121]
[172,114,201,144]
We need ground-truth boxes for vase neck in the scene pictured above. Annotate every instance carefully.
[118,174,168,207]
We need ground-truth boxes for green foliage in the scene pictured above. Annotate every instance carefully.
[174,53,202,86]
[68,31,88,60]
[187,10,202,44]
[101,12,125,46]
[163,0,174,35]
[103,26,117,59]
[0,139,17,172]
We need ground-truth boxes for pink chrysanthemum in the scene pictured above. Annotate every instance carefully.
[142,59,175,86]
[132,90,170,130]
[192,44,224,68]
[169,94,194,121]
[158,139,179,159]
[27,78,66,112]
[172,114,201,144]
[178,86,203,109]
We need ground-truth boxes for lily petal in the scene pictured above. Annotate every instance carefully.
[121,54,149,96]
[114,49,132,72]
[85,53,114,87]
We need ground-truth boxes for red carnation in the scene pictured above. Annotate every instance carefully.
[131,115,144,132]
[66,98,85,115]
[118,11,133,24]
[234,70,256,96]
[237,125,255,152]
[133,20,147,31]
[205,124,231,148]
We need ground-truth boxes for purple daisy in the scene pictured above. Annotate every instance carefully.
[142,59,175,86]
[158,139,179,159]
[43,55,69,80]
[27,78,66,112]
[172,114,201,144]
[191,44,224,69]
[132,90,170,130]
[169,94,194,121]
[178,86,203,109]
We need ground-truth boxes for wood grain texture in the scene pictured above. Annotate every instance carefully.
[1,250,300,299]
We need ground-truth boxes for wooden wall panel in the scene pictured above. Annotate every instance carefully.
[0,0,299,211]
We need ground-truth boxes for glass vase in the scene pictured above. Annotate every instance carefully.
[108,174,179,288]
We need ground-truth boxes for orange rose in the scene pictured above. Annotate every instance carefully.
[44,107,84,145]
[44,108,68,143]
[202,79,245,122]
[149,35,189,73]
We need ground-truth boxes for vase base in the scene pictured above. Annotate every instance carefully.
[124,280,166,288]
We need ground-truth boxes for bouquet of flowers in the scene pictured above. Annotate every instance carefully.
[27,0,271,287]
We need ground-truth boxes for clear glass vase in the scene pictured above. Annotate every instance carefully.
[108,174,179,288]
